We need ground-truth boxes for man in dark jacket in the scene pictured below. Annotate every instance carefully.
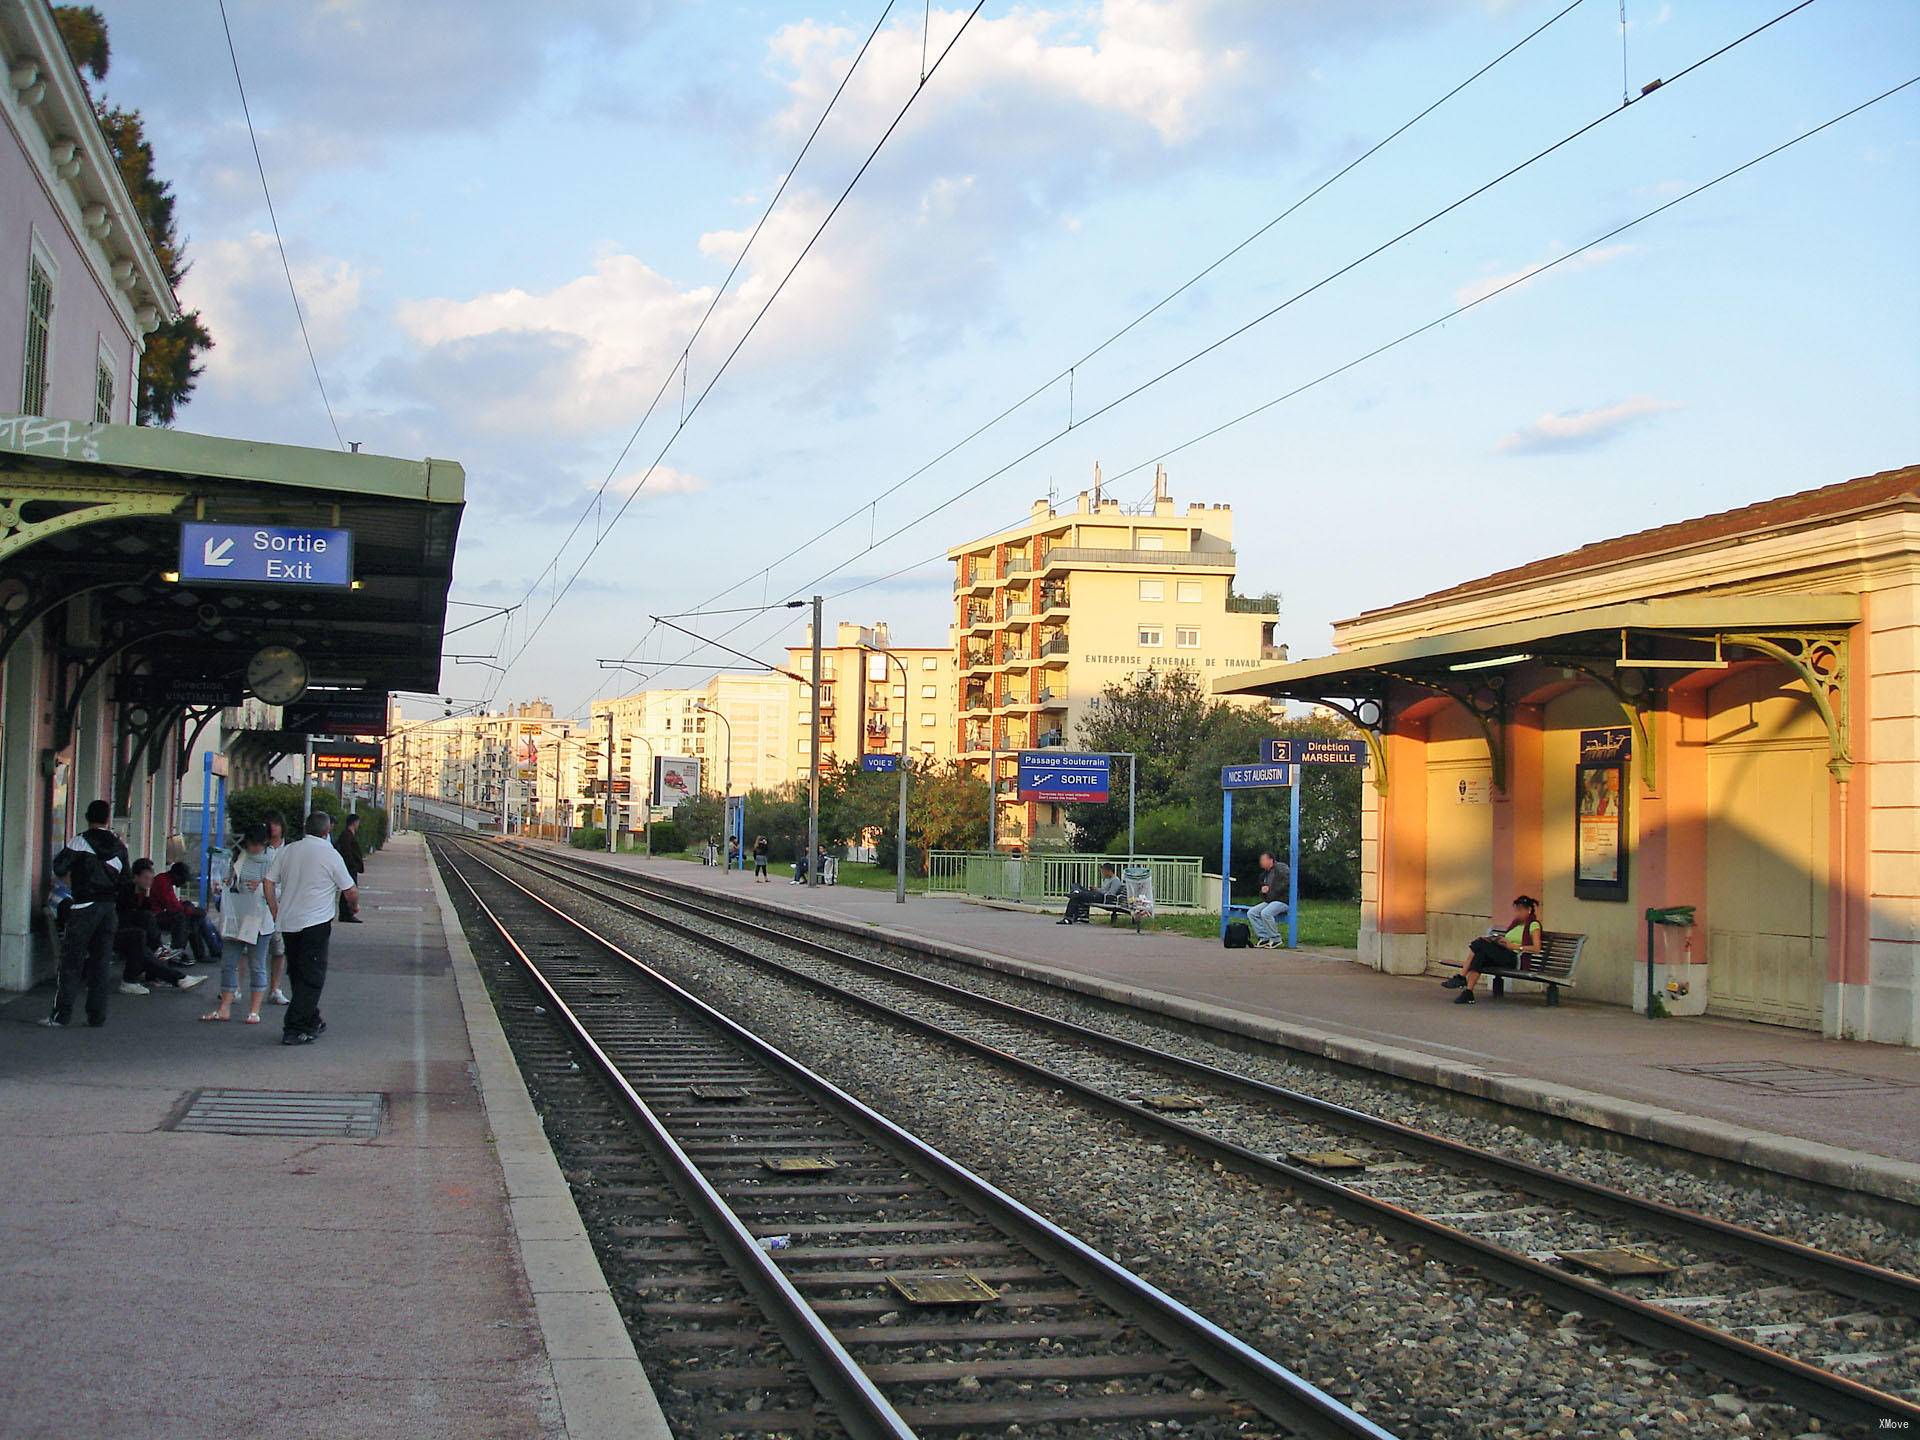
[336,813,365,922]
[45,800,127,1027]
[1247,849,1290,948]
[116,860,203,993]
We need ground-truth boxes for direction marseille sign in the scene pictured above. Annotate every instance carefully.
[1222,762,1297,791]
[1016,749,1110,803]
[1262,737,1369,767]
[860,752,899,774]
[179,522,354,588]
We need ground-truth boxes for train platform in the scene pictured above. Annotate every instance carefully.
[549,845,1920,1205]
[0,833,666,1440]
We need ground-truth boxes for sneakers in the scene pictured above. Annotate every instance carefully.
[1453,990,1475,1004]
[118,981,150,995]
[39,1014,67,1028]
[267,989,290,1005]
[176,975,207,991]
[281,1030,317,1046]
[1440,975,1467,989]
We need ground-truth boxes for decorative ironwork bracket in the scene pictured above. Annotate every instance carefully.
[1718,630,1853,781]
[1381,668,1510,792]
[1543,659,1660,793]
[1298,695,1389,795]
[0,479,188,565]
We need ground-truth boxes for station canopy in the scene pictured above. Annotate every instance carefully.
[0,415,464,699]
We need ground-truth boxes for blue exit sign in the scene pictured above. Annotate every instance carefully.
[179,522,354,587]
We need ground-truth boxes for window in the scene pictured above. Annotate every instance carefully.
[94,354,115,424]
[920,684,937,699]
[21,253,54,416]
[1176,626,1200,648]
[921,656,939,671]
[893,684,906,698]
[1177,580,1202,603]
[868,654,888,680]
[1138,626,1163,648]
[1137,535,1166,550]
[1138,579,1164,602]
[920,713,937,727]
[920,740,937,754]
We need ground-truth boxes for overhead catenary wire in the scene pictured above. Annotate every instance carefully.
[629,0,1592,647]
[487,1,987,705]
[485,0,900,692]
[752,0,1825,601]
[579,0,1597,707]
[216,0,345,450]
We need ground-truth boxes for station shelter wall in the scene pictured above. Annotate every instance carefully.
[1422,705,1493,969]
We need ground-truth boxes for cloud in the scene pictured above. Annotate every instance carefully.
[607,464,708,497]
[177,231,364,403]
[1454,244,1639,308]
[1497,395,1680,455]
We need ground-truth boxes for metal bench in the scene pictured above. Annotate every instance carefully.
[1077,865,1155,934]
[1475,929,1587,1005]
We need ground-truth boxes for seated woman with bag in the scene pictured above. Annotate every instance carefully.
[203,824,275,1024]
[1442,895,1542,1005]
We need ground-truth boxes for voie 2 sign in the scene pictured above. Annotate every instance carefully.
[179,522,354,587]
[1016,750,1110,803]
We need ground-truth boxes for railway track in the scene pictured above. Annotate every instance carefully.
[432,837,1396,1439]
[488,838,1920,1433]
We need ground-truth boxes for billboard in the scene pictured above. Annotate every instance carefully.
[516,723,543,781]
[653,755,700,808]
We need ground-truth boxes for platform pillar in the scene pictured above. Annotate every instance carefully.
[1366,719,1430,974]
[0,626,47,990]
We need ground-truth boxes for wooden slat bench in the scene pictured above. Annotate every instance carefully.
[1478,930,1587,1005]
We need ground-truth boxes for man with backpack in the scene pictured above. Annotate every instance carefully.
[45,801,128,1028]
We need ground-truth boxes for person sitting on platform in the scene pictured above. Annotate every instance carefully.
[1246,850,1290,949]
[1443,895,1543,1004]
[144,861,211,963]
[116,860,206,994]
[1060,863,1123,924]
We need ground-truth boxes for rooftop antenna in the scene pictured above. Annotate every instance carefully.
[1092,460,1102,508]
[1154,463,1168,505]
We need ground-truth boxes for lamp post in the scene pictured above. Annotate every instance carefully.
[693,703,731,800]
[861,644,910,904]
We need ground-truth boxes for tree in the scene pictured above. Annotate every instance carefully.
[53,6,214,425]
[874,759,989,874]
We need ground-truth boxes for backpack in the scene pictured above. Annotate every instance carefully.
[1223,920,1252,950]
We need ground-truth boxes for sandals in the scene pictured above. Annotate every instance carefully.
[243,1012,262,1024]
[199,1010,231,1022]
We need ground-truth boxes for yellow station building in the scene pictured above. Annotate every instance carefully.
[1217,466,1919,1046]
[785,623,957,782]
[949,472,1282,846]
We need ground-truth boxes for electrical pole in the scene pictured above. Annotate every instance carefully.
[807,594,823,886]
[604,708,616,853]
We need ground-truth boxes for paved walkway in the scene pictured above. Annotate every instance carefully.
[548,846,1920,1200]
[0,833,662,1440]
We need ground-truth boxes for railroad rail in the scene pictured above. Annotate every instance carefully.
[489,838,1920,1432]
[432,836,1396,1439]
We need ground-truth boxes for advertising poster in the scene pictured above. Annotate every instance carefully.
[1575,727,1630,900]
[653,755,700,808]
[516,723,542,781]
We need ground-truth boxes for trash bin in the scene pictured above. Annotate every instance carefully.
[1639,905,1701,1018]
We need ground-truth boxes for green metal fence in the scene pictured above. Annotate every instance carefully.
[926,851,1205,909]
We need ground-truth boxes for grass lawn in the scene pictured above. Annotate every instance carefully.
[1148,899,1360,950]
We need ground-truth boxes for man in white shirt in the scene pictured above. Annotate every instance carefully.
[264,811,359,1046]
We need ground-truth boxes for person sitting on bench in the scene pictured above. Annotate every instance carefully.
[1443,895,1542,1005]
[1061,863,1124,924]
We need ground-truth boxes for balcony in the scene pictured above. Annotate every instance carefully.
[1036,585,1070,615]
[964,607,993,630]
[1038,634,1069,660]
[1261,643,1289,661]
[1001,601,1033,627]
[962,688,990,714]
[1227,592,1281,614]
[1036,686,1066,707]
[1041,546,1235,570]
[1036,728,1064,747]
[962,646,994,671]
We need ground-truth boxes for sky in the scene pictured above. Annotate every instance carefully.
[92,0,1920,720]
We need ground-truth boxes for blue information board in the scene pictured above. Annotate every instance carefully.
[179,522,354,588]
[860,753,899,773]
[1017,749,1110,802]
[1222,762,1297,790]
[1262,737,1369,766]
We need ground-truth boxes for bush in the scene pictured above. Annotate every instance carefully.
[227,783,387,853]
[569,827,607,850]
[648,820,684,855]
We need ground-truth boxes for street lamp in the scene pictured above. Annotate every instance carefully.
[860,643,911,904]
[693,703,732,869]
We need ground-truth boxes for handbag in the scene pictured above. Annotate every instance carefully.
[222,908,263,944]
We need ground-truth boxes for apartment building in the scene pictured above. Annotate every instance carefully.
[948,470,1282,846]
[785,622,958,782]
[589,672,794,812]
[393,701,566,830]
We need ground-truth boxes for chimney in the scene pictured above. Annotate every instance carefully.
[1091,461,1102,508]
[1154,464,1168,505]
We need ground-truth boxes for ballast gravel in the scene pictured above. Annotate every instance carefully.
[542,881,1820,1439]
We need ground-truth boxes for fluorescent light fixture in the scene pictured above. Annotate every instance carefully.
[1616,630,1728,670]
[1449,653,1532,672]
[160,571,179,583]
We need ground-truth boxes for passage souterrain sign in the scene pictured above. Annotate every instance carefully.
[180,522,354,587]
[1017,750,1110,802]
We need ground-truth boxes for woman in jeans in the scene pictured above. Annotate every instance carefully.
[203,824,274,1024]
[261,812,291,1004]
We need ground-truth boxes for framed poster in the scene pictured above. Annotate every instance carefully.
[1574,727,1630,901]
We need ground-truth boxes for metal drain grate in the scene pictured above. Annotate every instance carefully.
[169,1090,385,1138]
[1657,1060,1918,1097]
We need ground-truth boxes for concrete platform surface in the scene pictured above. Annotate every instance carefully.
[0,832,661,1440]
[542,845,1920,1200]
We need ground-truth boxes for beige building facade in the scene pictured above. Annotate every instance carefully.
[1218,465,1919,1045]
[785,622,958,782]
[949,473,1281,846]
